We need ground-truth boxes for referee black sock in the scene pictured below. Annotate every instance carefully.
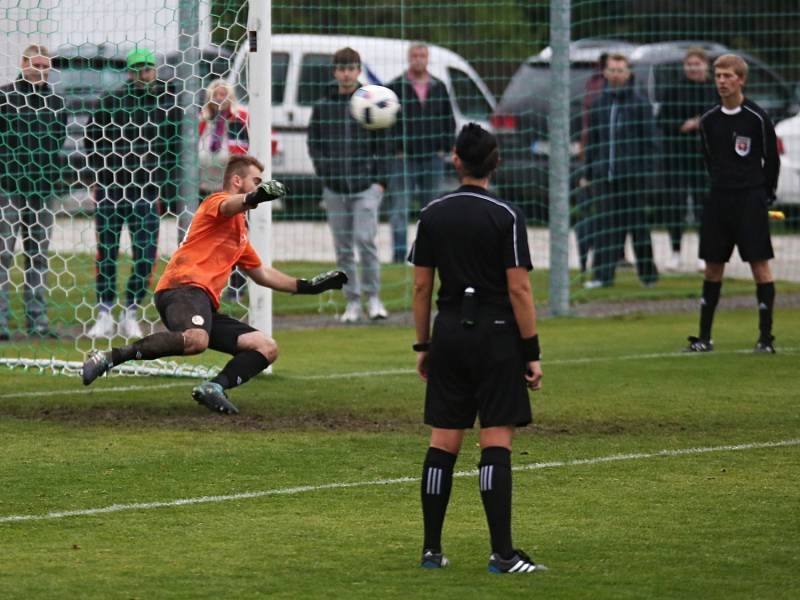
[421,447,457,553]
[479,446,514,560]
[211,350,270,390]
[111,331,185,365]
[756,282,775,341]
[699,280,722,341]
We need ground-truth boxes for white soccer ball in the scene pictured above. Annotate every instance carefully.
[349,85,400,130]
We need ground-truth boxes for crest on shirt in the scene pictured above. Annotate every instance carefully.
[734,135,751,157]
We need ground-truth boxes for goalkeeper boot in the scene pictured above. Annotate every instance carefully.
[82,351,112,386]
[754,335,776,354]
[684,336,713,352]
[420,549,449,569]
[191,381,239,415]
[488,549,548,574]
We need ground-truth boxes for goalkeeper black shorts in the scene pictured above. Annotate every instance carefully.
[154,286,256,356]
[424,308,532,429]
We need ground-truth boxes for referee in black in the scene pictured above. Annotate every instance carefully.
[409,124,546,574]
[686,54,780,353]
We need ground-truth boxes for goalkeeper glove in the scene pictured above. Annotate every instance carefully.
[244,180,287,208]
[295,270,348,295]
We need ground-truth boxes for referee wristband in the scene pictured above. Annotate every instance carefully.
[521,335,541,361]
[412,342,431,352]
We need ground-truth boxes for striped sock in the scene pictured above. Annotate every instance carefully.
[421,447,457,553]
[480,446,514,559]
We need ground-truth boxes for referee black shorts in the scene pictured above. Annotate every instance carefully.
[699,187,774,263]
[425,308,532,429]
[154,286,257,355]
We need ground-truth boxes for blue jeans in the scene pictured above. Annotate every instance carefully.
[388,156,445,261]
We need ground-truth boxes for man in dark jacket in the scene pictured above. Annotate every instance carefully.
[85,47,181,339]
[584,53,659,288]
[308,47,391,323]
[387,44,455,263]
[0,44,66,339]
[657,47,718,270]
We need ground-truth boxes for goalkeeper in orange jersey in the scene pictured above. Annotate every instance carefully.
[81,155,347,414]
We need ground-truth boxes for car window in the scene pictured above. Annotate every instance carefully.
[236,52,290,106]
[744,63,790,115]
[447,67,492,119]
[298,53,334,106]
[501,62,597,112]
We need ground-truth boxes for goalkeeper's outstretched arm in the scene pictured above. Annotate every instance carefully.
[244,267,348,295]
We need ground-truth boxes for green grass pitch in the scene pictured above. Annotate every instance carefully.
[0,307,798,599]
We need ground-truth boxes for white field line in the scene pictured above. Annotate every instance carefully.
[1,438,797,524]
[0,382,187,400]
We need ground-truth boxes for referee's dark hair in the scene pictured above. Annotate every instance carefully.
[455,123,500,179]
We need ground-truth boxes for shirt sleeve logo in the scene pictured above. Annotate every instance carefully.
[734,135,751,157]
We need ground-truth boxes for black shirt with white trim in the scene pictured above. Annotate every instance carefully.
[408,184,532,310]
[699,98,779,194]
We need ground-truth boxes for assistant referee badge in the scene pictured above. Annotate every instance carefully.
[734,135,751,157]
[192,315,205,326]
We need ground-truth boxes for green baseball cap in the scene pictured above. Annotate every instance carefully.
[127,48,156,70]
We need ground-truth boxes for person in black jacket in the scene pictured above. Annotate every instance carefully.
[85,47,181,339]
[583,53,659,288]
[685,54,780,354]
[308,47,391,323]
[657,47,718,270]
[387,43,455,263]
[0,44,66,340]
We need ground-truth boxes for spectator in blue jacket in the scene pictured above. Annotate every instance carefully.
[584,53,659,288]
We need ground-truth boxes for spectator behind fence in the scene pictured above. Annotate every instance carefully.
[85,47,181,339]
[0,44,66,340]
[308,47,391,323]
[583,53,659,289]
[387,43,455,263]
[657,47,718,271]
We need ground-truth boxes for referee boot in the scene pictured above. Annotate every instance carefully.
[684,336,713,353]
[191,382,239,415]
[488,549,548,574]
[420,549,449,569]
[754,335,776,354]
[82,350,112,385]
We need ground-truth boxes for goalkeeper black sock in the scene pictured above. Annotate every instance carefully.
[699,280,722,341]
[756,282,775,341]
[479,446,514,559]
[111,331,185,365]
[212,350,270,389]
[421,447,457,553]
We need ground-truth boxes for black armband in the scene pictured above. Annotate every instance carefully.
[521,335,541,361]
[412,342,430,352]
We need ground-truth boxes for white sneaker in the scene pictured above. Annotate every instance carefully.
[666,251,680,271]
[340,301,363,323]
[87,311,116,339]
[583,279,606,290]
[367,297,388,320]
[118,310,143,339]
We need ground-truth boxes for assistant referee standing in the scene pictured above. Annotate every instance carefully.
[409,124,546,574]
[686,54,780,353]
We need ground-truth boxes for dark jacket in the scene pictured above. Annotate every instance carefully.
[657,75,717,192]
[585,81,658,185]
[308,88,390,194]
[86,79,181,189]
[0,77,66,197]
[387,73,455,157]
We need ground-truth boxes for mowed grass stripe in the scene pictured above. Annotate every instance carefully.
[2,438,797,524]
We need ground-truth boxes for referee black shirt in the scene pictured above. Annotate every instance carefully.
[408,185,532,310]
[699,98,779,194]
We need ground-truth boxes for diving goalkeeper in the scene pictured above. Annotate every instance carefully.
[82,155,347,415]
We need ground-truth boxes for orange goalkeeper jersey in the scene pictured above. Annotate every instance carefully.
[156,192,262,308]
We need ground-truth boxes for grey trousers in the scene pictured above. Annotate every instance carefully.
[323,184,383,303]
[0,194,53,332]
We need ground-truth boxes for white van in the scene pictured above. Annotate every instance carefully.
[228,34,496,203]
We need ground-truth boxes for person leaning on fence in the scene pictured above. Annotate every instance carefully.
[307,47,392,323]
[583,53,659,289]
[84,47,181,340]
[82,155,347,415]
[198,79,250,301]
[0,44,66,340]
[657,47,718,271]
[409,123,546,574]
[685,54,780,354]
[386,43,455,264]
